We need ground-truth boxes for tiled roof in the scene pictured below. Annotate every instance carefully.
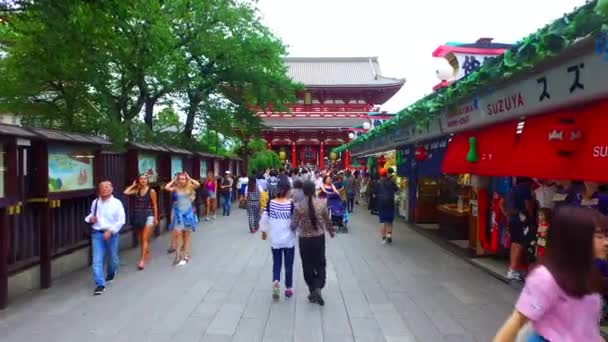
[284,57,406,87]
[261,117,369,129]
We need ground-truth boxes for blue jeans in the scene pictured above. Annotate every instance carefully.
[91,230,119,287]
[271,247,295,288]
[221,192,232,215]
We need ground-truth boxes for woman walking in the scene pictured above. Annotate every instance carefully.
[204,171,217,221]
[260,178,296,300]
[319,175,339,199]
[246,175,261,233]
[494,207,604,342]
[123,175,158,270]
[291,180,335,306]
[165,172,200,266]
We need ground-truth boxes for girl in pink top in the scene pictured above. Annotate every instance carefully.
[494,207,605,342]
[204,171,217,220]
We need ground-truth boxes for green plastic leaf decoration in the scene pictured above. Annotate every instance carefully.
[597,0,608,16]
[466,137,478,163]
[502,50,517,68]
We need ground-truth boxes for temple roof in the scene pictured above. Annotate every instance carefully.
[262,117,369,129]
[284,57,406,88]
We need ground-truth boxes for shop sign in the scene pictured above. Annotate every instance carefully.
[593,146,608,158]
[439,44,608,132]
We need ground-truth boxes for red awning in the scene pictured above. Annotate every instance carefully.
[442,120,519,176]
[508,100,608,182]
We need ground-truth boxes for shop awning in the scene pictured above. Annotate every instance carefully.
[442,120,519,176]
[508,100,608,182]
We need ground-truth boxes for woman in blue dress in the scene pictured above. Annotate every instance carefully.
[165,172,200,266]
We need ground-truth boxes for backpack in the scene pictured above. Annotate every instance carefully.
[268,177,279,199]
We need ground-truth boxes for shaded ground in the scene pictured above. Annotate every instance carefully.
[0,205,516,342]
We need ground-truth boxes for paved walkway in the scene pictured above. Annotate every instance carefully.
[0,205,517,342]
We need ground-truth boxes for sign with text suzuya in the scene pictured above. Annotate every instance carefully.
[48,146,94,192]
[440,43,608,133]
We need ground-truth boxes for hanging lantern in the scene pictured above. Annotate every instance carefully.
[329,151,338,163]
[378,155,387,168]
[548,117,583,157]
[348,132,355,140]
[414,146,428,161]
[362,121,371,130]
[466,136,479,163]
[278,149,287,161]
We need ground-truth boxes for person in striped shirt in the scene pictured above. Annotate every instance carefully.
[260,178,296,299]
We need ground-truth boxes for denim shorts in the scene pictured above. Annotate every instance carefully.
[145,216,154,226]
[207,191,216,199]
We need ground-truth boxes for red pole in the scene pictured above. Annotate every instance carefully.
[291,142,297,168]
[343,150,350,169]
[319,142,325,169]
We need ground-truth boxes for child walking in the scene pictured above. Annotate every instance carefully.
[260,178,296,299]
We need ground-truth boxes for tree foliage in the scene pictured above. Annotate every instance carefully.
[0,0,298,151]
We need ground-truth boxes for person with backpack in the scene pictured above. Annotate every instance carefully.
[123,174,158,270]
[268,170,280,199]
[259,178,296,300]
[220,171,234,216]
[375,168,399,244]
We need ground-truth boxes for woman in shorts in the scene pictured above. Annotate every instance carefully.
[204,171,217,220]
[124,174,158,270]
[165,172,200,266]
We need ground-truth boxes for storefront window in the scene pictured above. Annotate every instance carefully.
[0,144,5,197]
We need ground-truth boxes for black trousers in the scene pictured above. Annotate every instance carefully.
[299,235,326,292]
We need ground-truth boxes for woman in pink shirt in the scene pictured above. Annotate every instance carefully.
[204,171,217,221]
[494,206,605,342]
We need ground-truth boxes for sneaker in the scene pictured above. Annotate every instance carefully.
[386,234,393,244]
[272,282,280,300]
[167,247,176,254]
[285,288,293,298]
[93,286,105,295]
[381,237,387,245]
[177,259,187,266]
[204,217,210,221]
[313,288,324,306]
[507,269,522,281]
[213,215,216,220]
[106,274,115,283]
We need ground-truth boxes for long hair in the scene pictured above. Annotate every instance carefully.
[248,175,257,193]
[543,206,603,297]
[302,180,317,229]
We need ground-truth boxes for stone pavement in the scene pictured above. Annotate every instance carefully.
[0,205,517,342]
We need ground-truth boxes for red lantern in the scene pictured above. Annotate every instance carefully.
[378,155,387,168]
[415,146,428,161]
[548,117,583,157]
[358,157,366,166]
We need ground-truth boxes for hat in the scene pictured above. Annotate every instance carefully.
[225,171,231,174]
[379,168,387,177]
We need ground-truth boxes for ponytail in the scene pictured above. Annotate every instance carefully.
[307,195,318,230]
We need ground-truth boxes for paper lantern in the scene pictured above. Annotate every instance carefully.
[434,57,454,81]
[466,136,479,163]
[362,121,371,130]
[278,149,287,161]
[548,117,583,157]
[348,132,355,139]
[329,152,338,162]
[414,146,428,161]
[378,155,387,168]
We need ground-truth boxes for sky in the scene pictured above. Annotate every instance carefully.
[256,0,585,113]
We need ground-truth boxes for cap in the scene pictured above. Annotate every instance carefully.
[379,168,387,176]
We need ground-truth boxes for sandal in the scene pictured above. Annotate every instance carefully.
[137,260,145,270]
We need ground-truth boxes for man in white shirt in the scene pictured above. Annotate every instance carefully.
[85,181,126,295]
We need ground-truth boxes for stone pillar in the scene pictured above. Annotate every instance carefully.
[319,142,325,169]
[291,142,297,168]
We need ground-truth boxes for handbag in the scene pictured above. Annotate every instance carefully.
[84,198,99,238]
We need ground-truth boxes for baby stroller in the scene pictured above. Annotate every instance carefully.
[327,193,348,233]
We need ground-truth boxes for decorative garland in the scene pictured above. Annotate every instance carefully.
[334,1,607,154]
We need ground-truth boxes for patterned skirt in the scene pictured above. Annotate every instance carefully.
[247,191,261,230]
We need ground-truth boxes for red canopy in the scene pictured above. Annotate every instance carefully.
[508,100,608,182]
[442,120,520,176]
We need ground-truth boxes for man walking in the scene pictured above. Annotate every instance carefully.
[85,181,126,295]
[375,168,399,244]
[220,171,234,216]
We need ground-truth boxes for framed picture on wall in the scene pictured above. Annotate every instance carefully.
[138,153,158,183]
[200,159,208,179]
[171,156,183,177]
[48,146,94,192]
